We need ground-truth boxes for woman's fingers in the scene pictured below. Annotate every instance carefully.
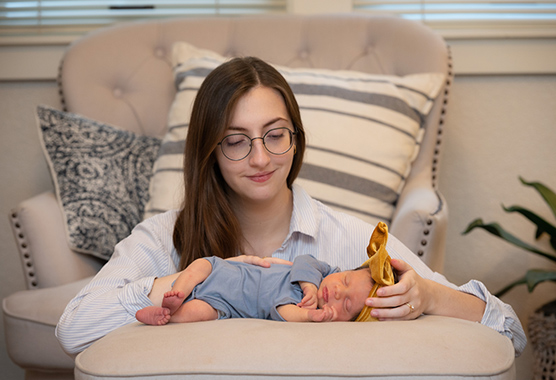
[371,302,418,321]
[225,255,269,267]
[365,259,426,320]
[226,255,292,267]
[390,258,412,275]
[263,257,293,265]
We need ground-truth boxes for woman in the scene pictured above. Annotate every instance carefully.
[56,57,526,356]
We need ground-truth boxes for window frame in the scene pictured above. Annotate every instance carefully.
[1,0,555,79]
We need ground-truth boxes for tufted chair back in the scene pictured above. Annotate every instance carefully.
[58,13,452,270]
[60,14,449,136]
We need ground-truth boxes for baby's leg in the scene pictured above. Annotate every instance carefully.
[169,299,218,323]
[136,306,171,326]
[165,258,213,315]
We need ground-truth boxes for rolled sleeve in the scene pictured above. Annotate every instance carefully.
[458,280,527,356]
[118,276,157,316]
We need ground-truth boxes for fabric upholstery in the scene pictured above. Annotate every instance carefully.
[3,278,93,372]
[10,191,103,290]
[143,42,445,225]
[60,15,449,136]
[74,316,516,379]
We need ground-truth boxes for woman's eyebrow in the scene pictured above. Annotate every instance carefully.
[263,117,289,128]
[228,117,289,132]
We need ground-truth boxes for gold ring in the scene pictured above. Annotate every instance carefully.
[407,303,415,313]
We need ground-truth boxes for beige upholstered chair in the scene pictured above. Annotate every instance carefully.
[4,14,516,380]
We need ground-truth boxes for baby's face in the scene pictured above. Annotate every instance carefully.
[317,269,373,321]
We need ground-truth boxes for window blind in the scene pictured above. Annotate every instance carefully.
[353,1,556,37]
[0,0,287,36]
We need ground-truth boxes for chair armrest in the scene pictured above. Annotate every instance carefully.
[74,316,515,379]
[10,191,103,289]
[390,181,448,273]
[3,277,92,372]
[389,65,450,273]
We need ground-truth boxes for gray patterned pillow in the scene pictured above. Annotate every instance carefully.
[37,105,161,260]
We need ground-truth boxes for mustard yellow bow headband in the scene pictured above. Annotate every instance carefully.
[355,221,395,322]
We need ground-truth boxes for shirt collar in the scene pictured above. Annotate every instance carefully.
[289,183,319,240]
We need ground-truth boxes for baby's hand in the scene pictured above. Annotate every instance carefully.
[307,305,334,322]
[297,282,318,309]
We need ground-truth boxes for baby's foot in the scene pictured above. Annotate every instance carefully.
[162,290,186,314]
[136,306,171,326]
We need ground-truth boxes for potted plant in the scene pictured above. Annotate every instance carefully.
[463,177,556,379]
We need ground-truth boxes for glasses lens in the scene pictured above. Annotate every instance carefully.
[264,128,293,155]
[221,134,251,160]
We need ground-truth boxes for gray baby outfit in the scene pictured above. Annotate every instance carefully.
[185,254,339,321]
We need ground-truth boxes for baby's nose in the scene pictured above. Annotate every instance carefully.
[334,285,343,300]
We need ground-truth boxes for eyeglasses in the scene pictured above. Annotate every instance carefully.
[217,127,297,161]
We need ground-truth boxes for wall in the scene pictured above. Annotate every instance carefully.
[1,42,555,380]
[439,74,556,379]
[0,81,62,380]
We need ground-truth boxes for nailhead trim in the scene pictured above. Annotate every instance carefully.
[420,45,453,259]
[10,211,38,289]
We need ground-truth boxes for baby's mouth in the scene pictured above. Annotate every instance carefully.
[323,287,329,303]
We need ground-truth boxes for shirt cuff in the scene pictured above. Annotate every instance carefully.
[118,276,157,317]
[457,280,527,356]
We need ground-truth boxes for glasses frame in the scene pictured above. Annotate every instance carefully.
[217,127,297,161]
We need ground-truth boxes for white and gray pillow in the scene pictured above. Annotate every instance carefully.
[143,42,445,226]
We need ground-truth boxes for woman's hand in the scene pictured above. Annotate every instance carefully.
[226,255,292,268]
[364,259,431,321]
[365,259,486,322]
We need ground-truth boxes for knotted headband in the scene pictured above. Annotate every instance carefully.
[355,221,395,322]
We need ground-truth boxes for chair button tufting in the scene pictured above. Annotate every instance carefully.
[299,50,310,59]
[113,88,123,98]
[155,48,165,58]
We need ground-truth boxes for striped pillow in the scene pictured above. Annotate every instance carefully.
[143,42,445,225]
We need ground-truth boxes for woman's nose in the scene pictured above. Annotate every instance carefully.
[249,139,271,166]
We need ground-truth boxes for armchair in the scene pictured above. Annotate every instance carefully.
[4,13,516,380]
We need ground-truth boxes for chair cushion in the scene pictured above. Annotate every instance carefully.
[37,106,161,260]
[74,316,515,379]
[2,278,92,371]
[143,42,445,226]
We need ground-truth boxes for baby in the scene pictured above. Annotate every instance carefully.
[136,222,394,324]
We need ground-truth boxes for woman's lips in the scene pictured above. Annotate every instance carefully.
[248,171,274,183]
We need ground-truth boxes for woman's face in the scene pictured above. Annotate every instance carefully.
[216,86,295,206]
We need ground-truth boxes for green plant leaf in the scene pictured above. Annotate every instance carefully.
[503,205,556,250]
[496,269,556,297]
[495,278,526,297]
[463,219,556,263]
[520,177,556,220]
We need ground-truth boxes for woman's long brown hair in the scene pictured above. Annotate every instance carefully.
[173,57,306,270]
